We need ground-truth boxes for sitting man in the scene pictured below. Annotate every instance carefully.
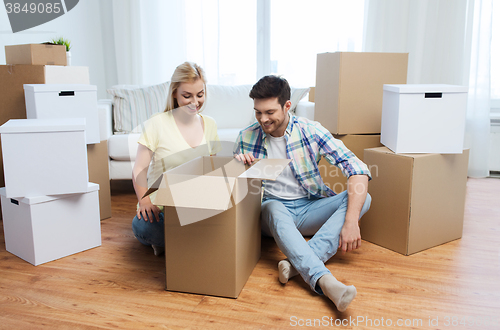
[234,75,372,312]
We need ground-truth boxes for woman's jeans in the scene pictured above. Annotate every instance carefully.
[261,191,371,294]
[132,212,165,247]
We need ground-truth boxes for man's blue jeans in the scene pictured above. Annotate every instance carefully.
[132,212,165,247]
[261,191,371,294]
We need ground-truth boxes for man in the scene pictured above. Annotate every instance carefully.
[234,75,371,312]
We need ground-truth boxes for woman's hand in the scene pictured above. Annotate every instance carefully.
[137,196,161,223]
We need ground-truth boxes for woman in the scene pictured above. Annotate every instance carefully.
[131,62,221,255]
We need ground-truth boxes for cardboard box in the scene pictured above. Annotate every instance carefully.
[361,147,469,255]
[490,122,500,171]
[309,86,315,102]
[381,84,468,154]
[0,182,101,266]
[24,84,100,144]
[87,140,111,220]
[319,134,383,194]
[0,118,89,198]
[315,52,408,134]
[146,156,290,298]
[0,64,90,190]
[5,44,67,66]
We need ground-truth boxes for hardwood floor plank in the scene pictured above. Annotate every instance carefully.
[0,178,499,329]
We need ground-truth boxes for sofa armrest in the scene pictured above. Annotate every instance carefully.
[98,99,113,140]
[295,100,315,121]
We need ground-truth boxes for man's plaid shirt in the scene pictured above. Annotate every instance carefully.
[233,114,372,198]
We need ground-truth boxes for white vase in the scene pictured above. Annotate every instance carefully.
[66,51,71,66]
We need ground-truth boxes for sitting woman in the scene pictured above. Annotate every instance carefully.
[131,62,221,255]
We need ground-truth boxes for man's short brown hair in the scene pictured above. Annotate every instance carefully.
[249,75,291,108]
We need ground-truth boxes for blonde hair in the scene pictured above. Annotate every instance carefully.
[165,62,207,112]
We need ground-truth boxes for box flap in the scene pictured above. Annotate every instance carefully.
[238,158,291,180]
[146,173,236,211]
[0,118,86,134]
[383,84,468,94]
[205,157,248,177]
[143,157,290,214]
[23,83,97,93]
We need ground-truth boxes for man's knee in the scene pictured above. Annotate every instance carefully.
[261,199,289,235]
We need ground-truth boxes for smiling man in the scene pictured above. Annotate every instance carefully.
[233,75,372,312]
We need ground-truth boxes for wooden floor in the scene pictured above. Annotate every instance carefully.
[0,178,499,330]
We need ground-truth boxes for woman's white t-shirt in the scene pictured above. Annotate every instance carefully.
[137,110,221,205]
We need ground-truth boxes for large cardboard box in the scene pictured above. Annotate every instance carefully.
[0,64,90,190]
[146,156,290,298]
[0,183,101,266]
[5,44,67,66]
[361,147,469,255]
[24,84,100,144]
[381,84,468,154]
[309,87,315,102]
[0,118,89,198]
[87,140,112,220]
[315,52,408,134]
[319,134,383,194]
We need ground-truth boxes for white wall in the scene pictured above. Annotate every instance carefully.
[0,0,112,99]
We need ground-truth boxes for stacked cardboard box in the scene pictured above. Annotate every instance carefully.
[0,44,111,220]
[0,118,101,266]
[24,84,101,144]
[361,147,469,255]
[318,134,383,194]
[314,52,408,194]
[314,52,469,255]
[0,44,109,265]
[380,84,468,154]
[315,52,409,135]
[5,44,67,66]
[360,83,470,255]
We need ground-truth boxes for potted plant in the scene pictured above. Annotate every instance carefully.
[49,37,72,65]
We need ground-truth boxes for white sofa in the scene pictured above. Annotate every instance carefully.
[98,83,315,180]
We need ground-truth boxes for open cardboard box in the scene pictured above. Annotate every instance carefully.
[144,156,290,298]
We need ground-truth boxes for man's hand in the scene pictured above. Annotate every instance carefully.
[137,197,161,223]
[338,220,361,254]
[234,153,255,165]
[338,174,368,254]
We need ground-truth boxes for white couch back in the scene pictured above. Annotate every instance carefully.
[107,82,309,134]
[202,85,255,129]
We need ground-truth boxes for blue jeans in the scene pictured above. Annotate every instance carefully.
[261,191,371,294]
[132,212,165,247]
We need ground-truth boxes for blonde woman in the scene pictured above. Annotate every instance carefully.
[131,62,221,255]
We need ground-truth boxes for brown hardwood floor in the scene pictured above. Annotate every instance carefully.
[0,178,499,329]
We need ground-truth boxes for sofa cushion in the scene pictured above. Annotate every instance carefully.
[107,82,170,134]
[290,87,310,114]
[108,133,141,161]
